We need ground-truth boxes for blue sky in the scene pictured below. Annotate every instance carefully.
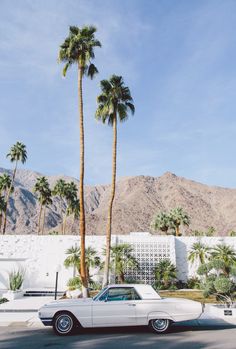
[0,0,236,188]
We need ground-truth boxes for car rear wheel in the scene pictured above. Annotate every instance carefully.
[53,312,76,336]
[149,319,170,334]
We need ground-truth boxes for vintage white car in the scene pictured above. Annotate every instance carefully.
[38,284,203,335]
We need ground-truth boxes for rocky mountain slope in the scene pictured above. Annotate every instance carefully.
[0,168,236,235]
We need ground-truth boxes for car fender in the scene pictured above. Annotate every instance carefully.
[148,311,174,322]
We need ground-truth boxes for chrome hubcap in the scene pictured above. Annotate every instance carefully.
[153,319,168,331]
[56,315,73,333]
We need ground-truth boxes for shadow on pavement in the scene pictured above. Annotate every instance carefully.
[1,322,236,349]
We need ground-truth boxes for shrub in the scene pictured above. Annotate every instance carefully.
[67,276,81,291]
[9,269,24,291]
[214,277,234,295]
[49,231,59,235]
[154,259,177,290]
[0,298,9,304]
[186,277,201,289]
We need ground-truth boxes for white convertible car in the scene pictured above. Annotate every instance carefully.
[38,284,203,335]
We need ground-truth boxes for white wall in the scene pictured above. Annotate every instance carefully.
[1,234,236,291]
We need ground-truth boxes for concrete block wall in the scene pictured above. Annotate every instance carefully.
[0,234,236,291]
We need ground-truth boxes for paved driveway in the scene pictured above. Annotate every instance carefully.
[1,323,236,349]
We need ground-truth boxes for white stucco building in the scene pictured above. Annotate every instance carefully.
[0,233,235,293]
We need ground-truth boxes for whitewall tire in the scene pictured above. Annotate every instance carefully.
[53,313,76,336]
[149,319,170,334]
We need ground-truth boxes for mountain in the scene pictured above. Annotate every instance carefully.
[0,168,236,235]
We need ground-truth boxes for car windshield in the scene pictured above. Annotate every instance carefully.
[93,287,108,301]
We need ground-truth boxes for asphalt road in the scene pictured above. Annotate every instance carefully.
[1,323,236,349]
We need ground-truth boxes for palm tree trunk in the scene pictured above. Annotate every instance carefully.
[176,225,180,237]
[38,201,43,234]
[0,213,2,232]
[63,215,67,235]
[42,206,46,235]
[103,114,117,287]
[119,271,125,284]
[60,202,63,234]
[78,64,88,297]
[3,162,18,234]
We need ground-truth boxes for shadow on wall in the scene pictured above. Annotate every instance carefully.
[175,238,188,282]
[0,270,8,290]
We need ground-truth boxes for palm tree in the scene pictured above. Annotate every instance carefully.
[169,207,190,236]
[0,196,6,232]
[59,26,101,297]
[188,242,211,265]
[109,243,138,283]
[0,174,12,233]
[151,212,170,234]
[67,197,80,234]
[3,142,27,234]
[63,182,78,234]
[33,176,51,234]
[52,179,67,233]
[41,190,53,235]
[96,75,135,287]
[64,245,100,281]
[210,244,236,277]
[154,259,177,289]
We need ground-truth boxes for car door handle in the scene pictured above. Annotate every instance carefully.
[128,304,136,306]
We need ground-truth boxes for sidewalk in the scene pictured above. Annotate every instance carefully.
[0,297,54,327]
[0,299,236,328]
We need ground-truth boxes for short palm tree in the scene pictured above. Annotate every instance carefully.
[59,26,101,297]
[154,259,177,289]
[33,176,51,234]
[109,243,138,283]
[3,142,27,234]
[96,75,135,287]
[151,212,170,234]
[210,244,236,277]
[64,245,100,281]
[169,207,190,236]
[188,242,211,265]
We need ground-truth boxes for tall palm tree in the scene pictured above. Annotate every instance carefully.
[0,196,6,232]
[169,207,190,236]
[64,245,100,281]
[151,212,170,234]
[210,244,236,277]
[59,26,101,297]
[188,242,211,265]
[52,179,67,233]
[33,176,51,234]
[154,259,177,289]
[66,197,80,234]
[41,190,53,235]
[0,174,12,233]
[96,75,135,287]
[63,182,78,234]
[110,243,138,283]
[3,142,27,234]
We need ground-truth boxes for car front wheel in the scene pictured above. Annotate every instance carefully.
[53,312,76,336]
[149,319,170,334]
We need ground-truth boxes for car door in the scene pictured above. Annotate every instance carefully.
[92,287,137,327]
